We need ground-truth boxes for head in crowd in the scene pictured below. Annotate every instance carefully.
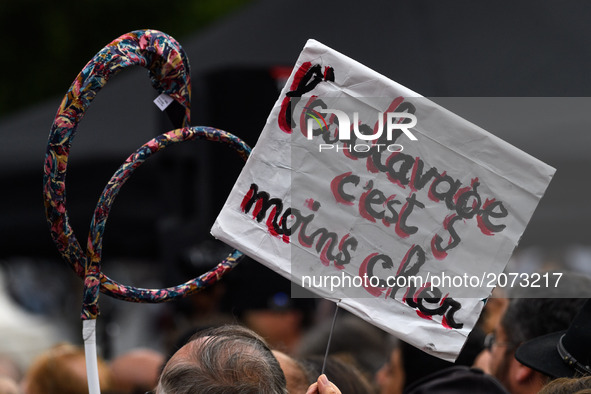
[221,259,315,354]
[375,346,404,394]
[272,350,310,394]
[398,341,453,389]
[296,311,394,380]
[477,295,509,335]
[302,355,375,394]
[537,376,591,394]
[376,327,485,394]
[156,325,287,394]
[21,342,113,394]
[487,297,587,394]
[110,348,165,394]
[515,299,591,381]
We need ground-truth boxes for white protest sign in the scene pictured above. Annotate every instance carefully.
[211,39,555,361]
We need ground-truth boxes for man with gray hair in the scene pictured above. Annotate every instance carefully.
[156,325,288,394]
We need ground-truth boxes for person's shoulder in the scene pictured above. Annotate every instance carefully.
[403,365,509,394]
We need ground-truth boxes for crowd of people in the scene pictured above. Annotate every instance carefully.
[1,259,590,393]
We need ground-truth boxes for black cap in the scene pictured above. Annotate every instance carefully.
[515,299,591,379]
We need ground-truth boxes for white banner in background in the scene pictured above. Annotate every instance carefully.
[211,39,555,361]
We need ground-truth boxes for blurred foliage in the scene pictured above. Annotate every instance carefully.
[0,0,254,117]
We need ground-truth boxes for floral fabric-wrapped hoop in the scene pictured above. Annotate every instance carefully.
[83,126,249,319]
[43,29,248,319]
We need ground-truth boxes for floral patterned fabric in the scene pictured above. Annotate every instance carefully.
[43,29,248,319]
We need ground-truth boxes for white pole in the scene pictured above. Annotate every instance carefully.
[82,319,101,394]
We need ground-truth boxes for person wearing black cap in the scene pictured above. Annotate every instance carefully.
[478,272,591,394]
[515,298,591,381]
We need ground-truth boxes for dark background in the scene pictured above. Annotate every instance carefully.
[1,0,591,361]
